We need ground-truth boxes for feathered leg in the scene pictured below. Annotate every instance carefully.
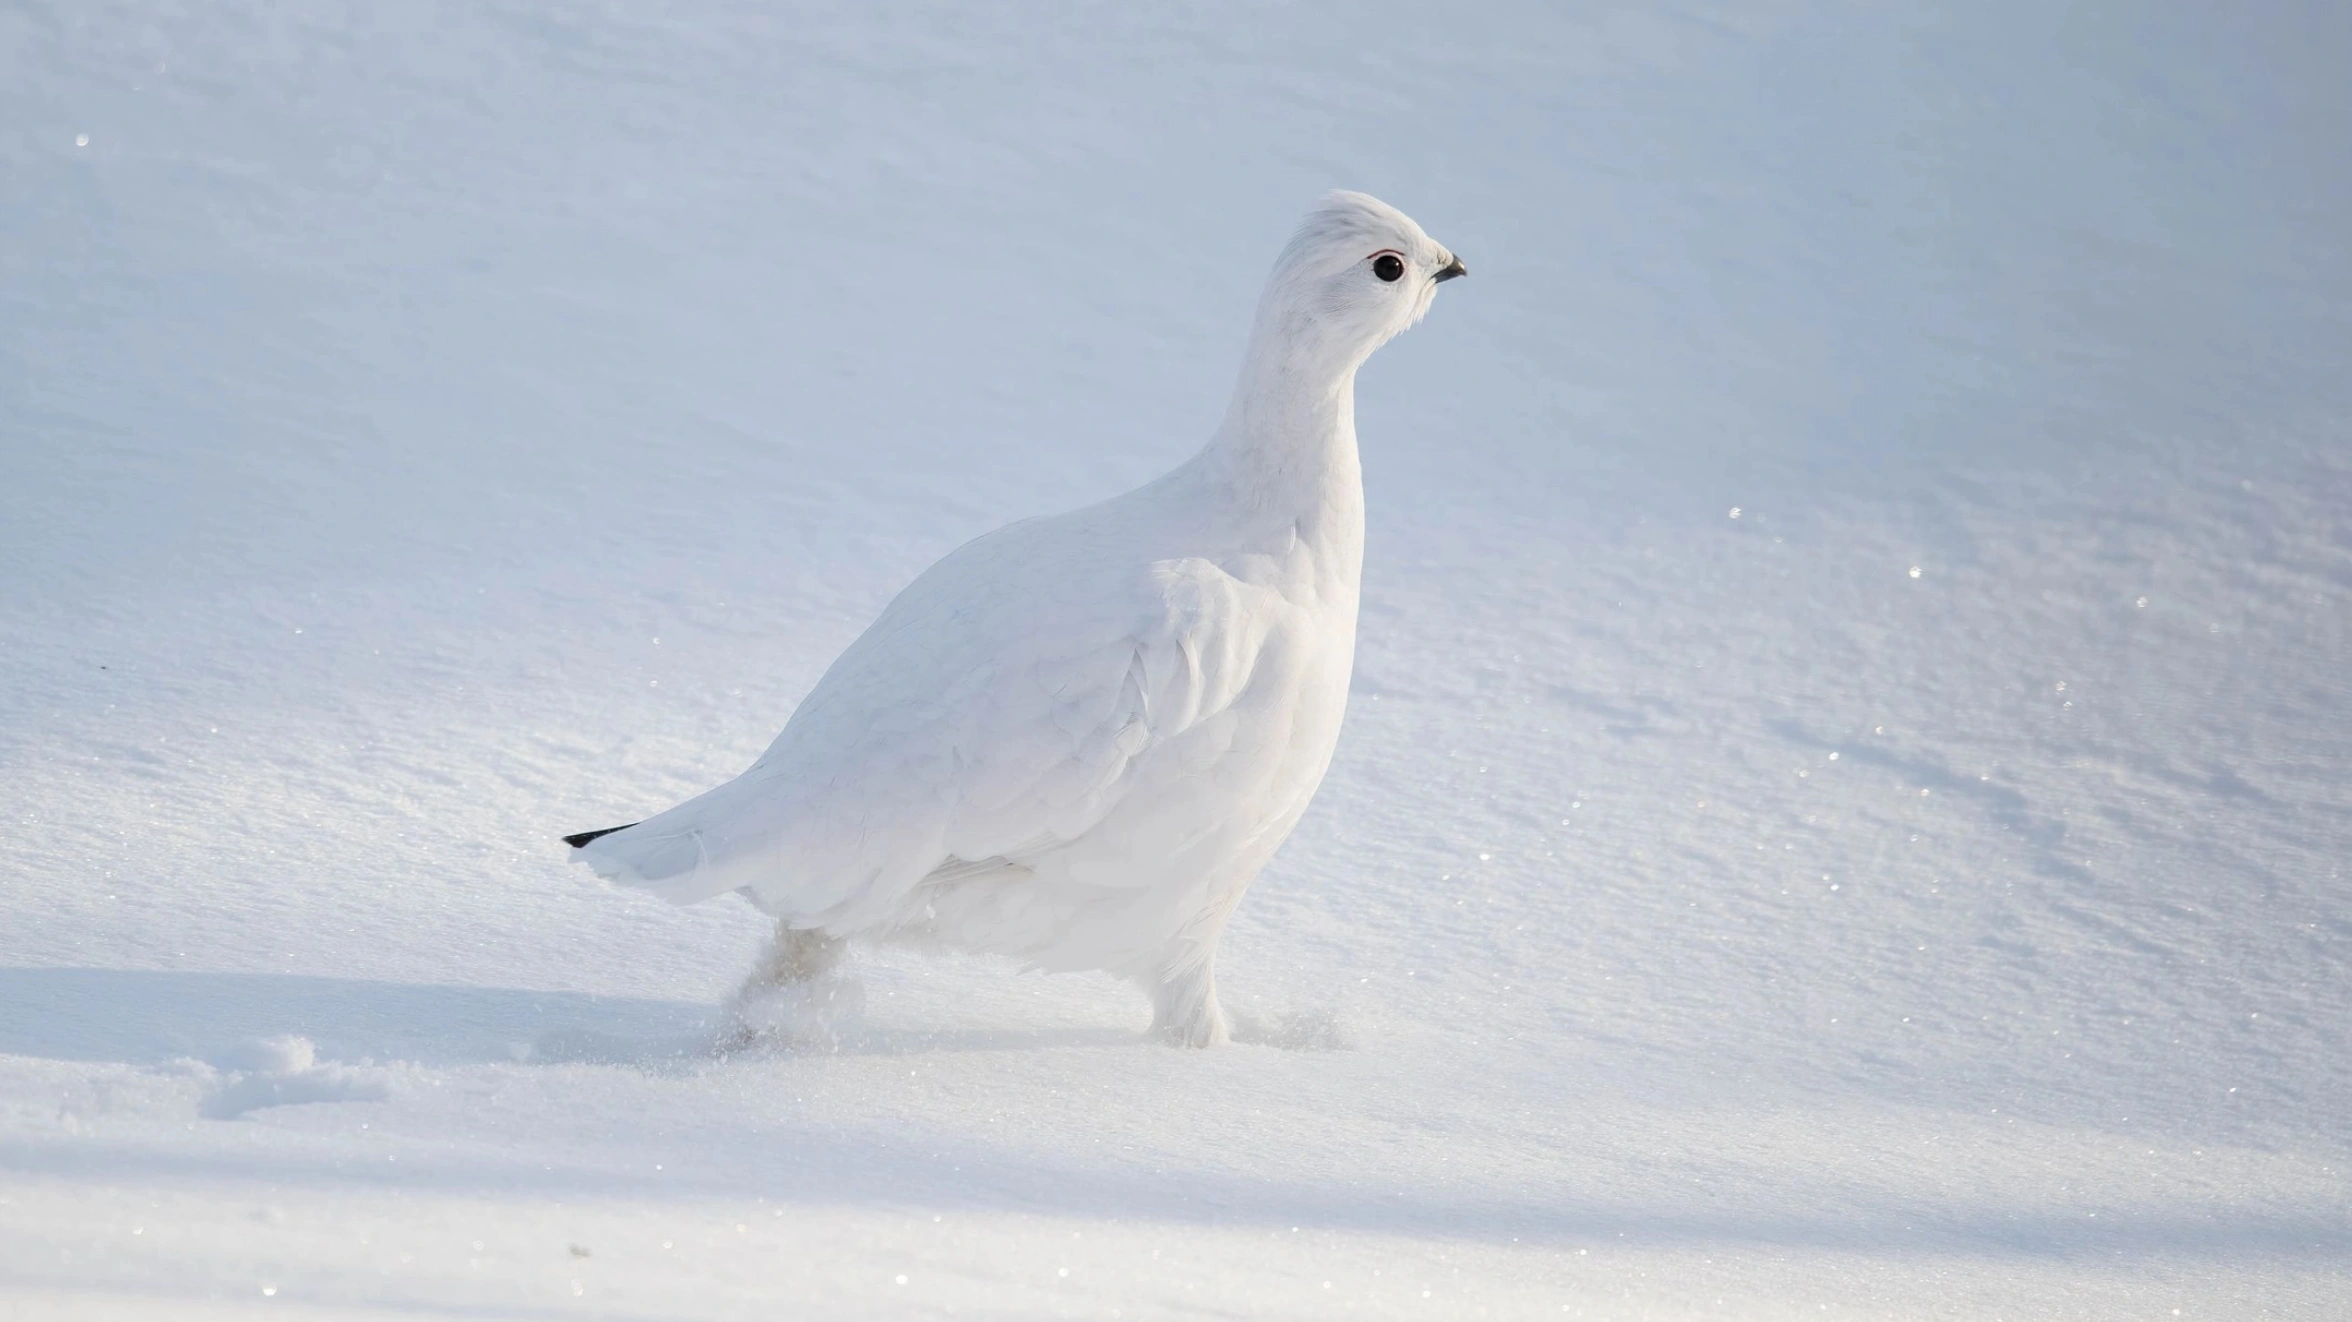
[1146,937,1230,1047]
[716,924,861,1051]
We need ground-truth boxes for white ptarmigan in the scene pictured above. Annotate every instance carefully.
[568,192,1465,1046]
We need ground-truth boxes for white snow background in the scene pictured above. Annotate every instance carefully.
[4,1,2348,1317]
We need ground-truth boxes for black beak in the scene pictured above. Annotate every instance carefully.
[1434,254,1468,283]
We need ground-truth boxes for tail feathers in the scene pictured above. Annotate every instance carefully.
[563,823,639,849]
[570,822,741,906]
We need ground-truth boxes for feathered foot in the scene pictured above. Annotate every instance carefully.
[1146,952,1230,1048]
[715,925,862,1052]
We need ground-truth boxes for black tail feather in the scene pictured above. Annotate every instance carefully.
[564,823,638,849]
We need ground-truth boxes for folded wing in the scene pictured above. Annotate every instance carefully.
[573,518,1276,937]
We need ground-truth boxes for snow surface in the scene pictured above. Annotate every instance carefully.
[4,0,2348,1317]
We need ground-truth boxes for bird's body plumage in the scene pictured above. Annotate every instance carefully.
[573,192,1461,1044]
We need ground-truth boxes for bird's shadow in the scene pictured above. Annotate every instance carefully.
[0,967,1178,1071]
[0,967,715,1071]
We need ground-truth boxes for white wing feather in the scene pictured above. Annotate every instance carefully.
[576,502,1277,948]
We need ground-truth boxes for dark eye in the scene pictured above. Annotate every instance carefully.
[1372,253,1405,282]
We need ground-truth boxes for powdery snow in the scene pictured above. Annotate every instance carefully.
[3,1,2347,1318]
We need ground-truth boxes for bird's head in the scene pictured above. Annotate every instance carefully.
[1254,190,1466,373]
